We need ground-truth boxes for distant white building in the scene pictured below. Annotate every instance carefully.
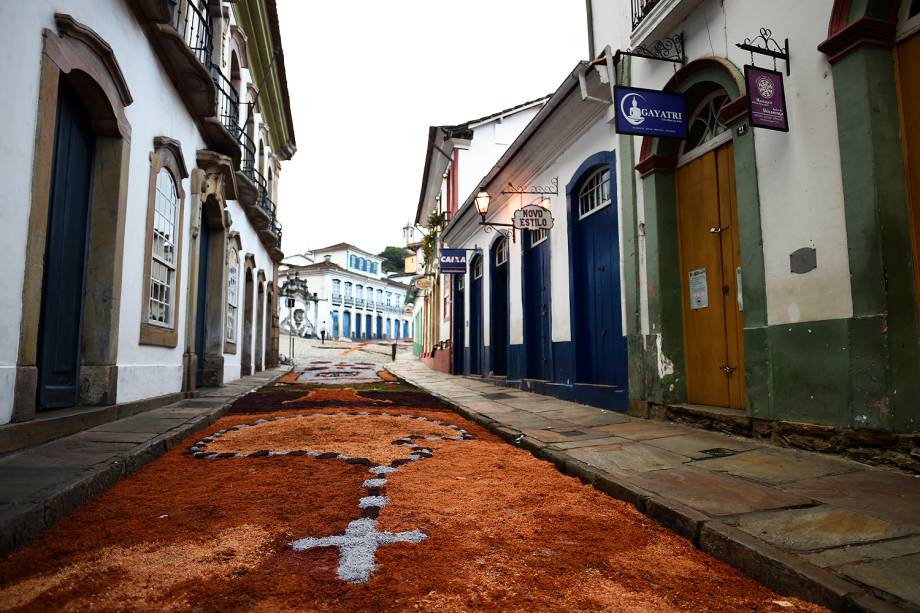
[279,243,412,341]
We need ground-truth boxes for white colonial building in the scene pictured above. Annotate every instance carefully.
[0,0,295,436]
[279,244,412,341]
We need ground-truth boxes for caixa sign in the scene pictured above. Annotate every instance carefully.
[614,86,689,139]
[438,249,467,274]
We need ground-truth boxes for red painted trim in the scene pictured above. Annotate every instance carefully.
[818,16,897,63]
[827,0,854,38]
[719,95,750,126]
[635,154,676,177]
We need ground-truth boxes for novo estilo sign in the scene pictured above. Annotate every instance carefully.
[613,86,689,139]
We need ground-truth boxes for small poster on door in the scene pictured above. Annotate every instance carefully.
[689,268,708,310]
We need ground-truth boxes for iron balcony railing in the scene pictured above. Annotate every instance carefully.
[631,0,662,30]
[355,298,365,308]
[169,0,211,66]
[210,63,240,140]
[344,296,354,307]
[331,294,342,305]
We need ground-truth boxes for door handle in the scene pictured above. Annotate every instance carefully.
[710,227,725,234]
[720,365,736,375]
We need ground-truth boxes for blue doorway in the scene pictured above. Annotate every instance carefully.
[365,314,372,340]
[403,320,409,338]
[37,81,95,408]
[469,255,483,375]
[490,238,510,377]
[355,313,362,339]
[523,229,551,380]
[452,274,465,374]
[386,318,391,339]
[376,315,382,339]
[343,311,351,338]
[332,310,340,338]
[568,153,627,388]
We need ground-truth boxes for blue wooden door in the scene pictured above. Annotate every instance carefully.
[523,231,551,380]
[376,316,382,339]
[37,81,95,409]
[469,256,483,375]
[490,240,509,376]
[403,321,409,337]
[386,319,391,339]
[366,314,372,339]
[571,165,626,386]
[343,311,351,337]
[452,275,465,374]
[355,313,362,338]
[332,311,340,338]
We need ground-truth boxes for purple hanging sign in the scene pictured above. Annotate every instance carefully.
[745,65,788,132]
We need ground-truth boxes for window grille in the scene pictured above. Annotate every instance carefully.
[531,228,549,246]
[226,250,239,340]
[578,168,611,219]
[148,170,179,327]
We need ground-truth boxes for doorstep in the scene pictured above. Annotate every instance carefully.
[0,368,286,555]
[390,359,920,612]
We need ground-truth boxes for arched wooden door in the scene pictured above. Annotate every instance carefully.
[452,274,465,374]
[376,315,383,339]
[37,81,95,409]
[676,139,745,408]
[343,311,351,338]
[490,238,510,376]
[365,314,372,340]
[469,255,484,375]
[355,313,362,339]
[570,160,627,386]
[524,229,551,380]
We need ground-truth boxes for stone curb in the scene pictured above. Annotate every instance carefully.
[0,373,281,555]
[388,366,894,613]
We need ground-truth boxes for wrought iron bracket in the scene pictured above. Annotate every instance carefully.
[500,177,559,196]
[616,33,686,65]
[479,221,516,243]
[736,28,790,75]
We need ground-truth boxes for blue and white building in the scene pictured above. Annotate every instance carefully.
[280,243,412,341]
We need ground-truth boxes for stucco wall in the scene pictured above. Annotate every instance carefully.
[596,0,851,328]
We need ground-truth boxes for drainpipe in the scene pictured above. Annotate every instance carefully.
[585,0,595,59]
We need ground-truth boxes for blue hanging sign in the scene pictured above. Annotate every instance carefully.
[438,249,467,274]
[614,86,688,139]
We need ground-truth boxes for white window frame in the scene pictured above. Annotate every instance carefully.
[148,169,180,328]
[226,249,239,341]
[472,256,483,280]
[898,0,920,40]
[578,168,612,220]
[531,228,549,246]
[495,238,509,267]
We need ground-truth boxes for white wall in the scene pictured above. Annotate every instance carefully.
[0,1,287,418]
[598,0,850,327]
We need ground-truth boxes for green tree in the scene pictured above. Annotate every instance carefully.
[378,246,411,273]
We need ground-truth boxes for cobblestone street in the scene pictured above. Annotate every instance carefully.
[0,347,822,611]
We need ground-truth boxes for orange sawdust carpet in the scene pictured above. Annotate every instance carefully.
[0,364,826,612]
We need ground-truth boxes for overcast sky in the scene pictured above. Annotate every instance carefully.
[275,0,588,257]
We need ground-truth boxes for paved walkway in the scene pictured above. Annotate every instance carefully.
[0,368,285,554]
[390,359,920,611]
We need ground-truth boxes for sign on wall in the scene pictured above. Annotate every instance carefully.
[438,249,467,274]
[513,204,554,231]
[689,268,709,310]
[614,86,689,139]
[744,65,788,132]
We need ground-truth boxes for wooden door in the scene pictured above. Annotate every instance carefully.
[490,243,509,376]
[37,81,95,409]
[676,143,745,408]
[524,233,551,380]
[452,275,464,374]
[572,172,626,386]
[195,224,210,386]
[897,32,920,325]
[470,257,483,375]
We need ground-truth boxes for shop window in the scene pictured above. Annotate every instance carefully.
[578,168,611,219]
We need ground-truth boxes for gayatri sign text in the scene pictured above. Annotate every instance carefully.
[513,205,554,231]
[614,86,688,139]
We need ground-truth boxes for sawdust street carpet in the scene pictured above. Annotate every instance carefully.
[0,360,825,612]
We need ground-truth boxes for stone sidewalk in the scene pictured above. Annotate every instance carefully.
[0,368,285,554]
[390,359,920,612]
